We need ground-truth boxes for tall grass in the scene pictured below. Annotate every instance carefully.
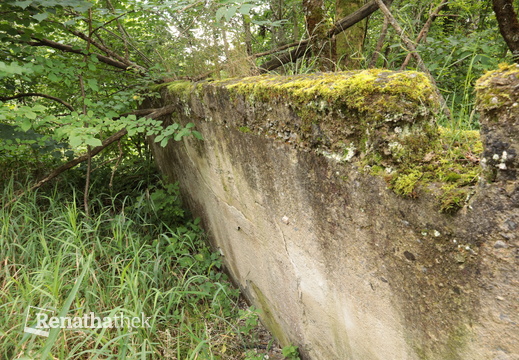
[0,178,266,359]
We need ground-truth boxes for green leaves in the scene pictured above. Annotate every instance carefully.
[154,122,203,147]
[68,127,102,148]
[32,12,48,22]
[215,0,257,22]
[0,61,34,78]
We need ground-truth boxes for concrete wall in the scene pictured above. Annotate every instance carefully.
[149,67,519,360]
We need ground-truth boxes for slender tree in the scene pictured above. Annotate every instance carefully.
[493,0,519,62]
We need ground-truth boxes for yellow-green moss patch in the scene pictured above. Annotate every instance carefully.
[375,127,482,212]
[475,63,519,112]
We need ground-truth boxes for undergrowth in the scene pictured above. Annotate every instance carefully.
[0,166,277,359]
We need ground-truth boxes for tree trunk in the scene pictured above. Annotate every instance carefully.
[303,0,334,71]
[493,0,519,63]
[335,0,366,69]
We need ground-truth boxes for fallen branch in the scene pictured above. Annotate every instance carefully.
[258,0,393,72]
[2,104,177,209]
[369,17,389,68]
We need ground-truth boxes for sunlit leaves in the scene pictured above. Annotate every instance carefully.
[215,0,260,22]
[0,62,34,78]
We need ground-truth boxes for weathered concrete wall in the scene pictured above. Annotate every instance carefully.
[149,67,519,360]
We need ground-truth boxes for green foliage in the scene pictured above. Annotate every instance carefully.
[0,0,205,175]
[281,344,301,360]
[0,173,274,359]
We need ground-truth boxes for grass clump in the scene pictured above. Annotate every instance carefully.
[0,173,275,359]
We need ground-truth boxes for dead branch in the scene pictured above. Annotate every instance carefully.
[400,0,449,69]
[374,0,451,118]
[0,92,75,112]
[258,0,393,73]
[369,17,389,68]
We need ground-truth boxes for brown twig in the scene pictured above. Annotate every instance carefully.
[369,17,390,68]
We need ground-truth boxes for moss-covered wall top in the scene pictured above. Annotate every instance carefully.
[163,70,486,213]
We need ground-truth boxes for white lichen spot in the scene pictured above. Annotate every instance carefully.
[501,151,508,160]
[493,154,500,160]
[281,216,289,225]
[394,126,402,134]
[491,97,499,104]
[343,144,356,162]
[388,141,403,154]
[433,230,441,237]
[498,163,507,170]
[319,100,327,111]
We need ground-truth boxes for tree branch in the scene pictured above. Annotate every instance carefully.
[26,35,144,72]
[258,0,393,72]
[374,0,450,118]
[493,0,519,63]
[0,92,75,112]
[2,104,178,209]
[400,0,448,69]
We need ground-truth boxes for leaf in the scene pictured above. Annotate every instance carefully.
[225,6,238,21]
[15,1,33,9]
[25,111,37,120]
[84,137,102,147]
[69,135,82,148]
[32,12,49,22]
[20,119,32,132]
[192,131,203,140]
[87,78,98,91]
[215,7,227,22]
[238,4,255,14]
[48,73,58,82]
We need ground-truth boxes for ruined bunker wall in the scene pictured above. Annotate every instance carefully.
[150,67,519,360]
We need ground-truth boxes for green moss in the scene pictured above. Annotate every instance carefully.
[376,126,481,212]
[391,169,423,196]
[475,63,519,112]
[166,81,195,102]
[238,126,251,133]
[220,70,438,123]
[165,71,480,213]
[439,187,472,214]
